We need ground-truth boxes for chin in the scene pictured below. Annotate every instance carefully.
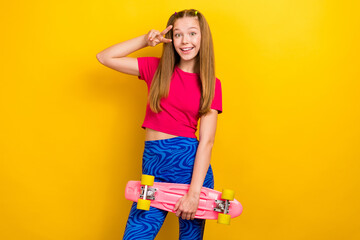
[179,53,199,61]
[181,55,195,60]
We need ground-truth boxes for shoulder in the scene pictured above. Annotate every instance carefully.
[214,77,222,96]
[215,77,222,87]
[137,57,161,82]
[139,56,161,61]
[137,56,161,66]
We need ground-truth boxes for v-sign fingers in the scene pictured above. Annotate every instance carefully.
[159,25,173,43]
[160,36,172,43]
[161,25,173,35]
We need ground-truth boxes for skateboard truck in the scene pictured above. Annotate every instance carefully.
[136,174,155,210]
[214,199,231,214]
[140,186,157,200]
[216,189,235,225]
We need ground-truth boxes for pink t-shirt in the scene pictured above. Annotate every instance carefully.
[137,57,222,139]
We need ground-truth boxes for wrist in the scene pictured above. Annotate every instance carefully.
[143,34,149,47]
[188,188,201,197]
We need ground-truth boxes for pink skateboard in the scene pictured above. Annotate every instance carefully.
[125,175,243,224]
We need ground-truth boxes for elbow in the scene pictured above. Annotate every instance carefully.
[96,53,105,64]
[199,138,215,148]
[96,52,112,64]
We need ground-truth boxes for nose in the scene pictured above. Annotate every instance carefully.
[182,34,190,44]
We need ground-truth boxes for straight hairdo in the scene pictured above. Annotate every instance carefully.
[148,9,216,117]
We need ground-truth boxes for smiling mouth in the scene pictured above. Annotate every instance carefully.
[180,47,194,53]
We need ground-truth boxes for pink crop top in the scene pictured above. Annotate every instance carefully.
[137,57,222,139]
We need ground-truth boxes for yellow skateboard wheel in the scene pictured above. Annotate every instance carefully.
[217,213,231,225]
[141,174,154,186]
[137,199,151,210]
[221,189,235,200]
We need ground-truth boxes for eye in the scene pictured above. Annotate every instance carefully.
[190,32,196,36]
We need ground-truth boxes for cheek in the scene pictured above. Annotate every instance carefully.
[173,38,181,47]
[196,36,201,45]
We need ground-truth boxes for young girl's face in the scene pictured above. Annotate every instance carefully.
[172,17,201,61]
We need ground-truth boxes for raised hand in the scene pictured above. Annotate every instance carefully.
[145,25,173,47]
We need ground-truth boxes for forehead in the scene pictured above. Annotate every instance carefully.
[173,17,200,31]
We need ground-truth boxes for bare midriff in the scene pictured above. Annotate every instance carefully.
[144,127,180,141]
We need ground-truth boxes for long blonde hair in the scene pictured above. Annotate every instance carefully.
[148,9,216,117]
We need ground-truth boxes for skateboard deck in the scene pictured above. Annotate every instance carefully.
[125,176,243,224]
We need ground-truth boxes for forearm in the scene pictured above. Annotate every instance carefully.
[188,141,214,196]
[96,34,148,59]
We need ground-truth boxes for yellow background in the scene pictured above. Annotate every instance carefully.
[1,0,359,239]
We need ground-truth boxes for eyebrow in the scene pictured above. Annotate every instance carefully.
[173,27,198,31]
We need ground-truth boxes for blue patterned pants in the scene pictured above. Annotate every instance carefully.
[123,136,215,240]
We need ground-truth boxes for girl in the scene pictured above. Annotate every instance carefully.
[96,9,222,240]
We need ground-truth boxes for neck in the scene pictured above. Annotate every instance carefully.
[178,57,200,73]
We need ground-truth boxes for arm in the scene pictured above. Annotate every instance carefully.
[174,109,219,220]
[96,25,173,76]
[96,34,148,60]
[96,34,149,76]
[188,109,218,195]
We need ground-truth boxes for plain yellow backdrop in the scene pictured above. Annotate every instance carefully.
[1,0,359,239]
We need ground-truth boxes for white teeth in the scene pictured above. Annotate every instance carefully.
[181,47,193,51]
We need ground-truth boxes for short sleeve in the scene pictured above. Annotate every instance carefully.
[210,78,223,114]
[137,57,161,86]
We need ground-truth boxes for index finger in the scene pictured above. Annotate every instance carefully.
[161,25,173,36]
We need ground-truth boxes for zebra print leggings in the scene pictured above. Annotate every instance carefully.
[122,136,215,240]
